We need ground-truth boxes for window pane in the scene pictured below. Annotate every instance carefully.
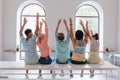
[22,4,45,16]
[76,17,98,34]
[76,5,98,16]
[21,17,45,37]
[17,4,46,60]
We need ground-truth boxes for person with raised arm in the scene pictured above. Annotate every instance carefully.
[55,18,70,76]
[69,18,88,77]
[86,22,104,78]
[19,13,40,78]
[36,18,52,64]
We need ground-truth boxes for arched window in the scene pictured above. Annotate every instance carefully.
[76,5,99,34]
[16,1,45,60]
[75,1,103,57]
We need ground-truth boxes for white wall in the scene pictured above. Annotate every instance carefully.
[1,0,119,60]
[0,0,2,60]
[118,0,120,52]
[99,0,118,51]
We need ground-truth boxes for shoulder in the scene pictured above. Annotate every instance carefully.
[67,32,70,35]
[33,34,37,37]
[32,34,37,39]
[81,40,86,45]
[20,36,25,41]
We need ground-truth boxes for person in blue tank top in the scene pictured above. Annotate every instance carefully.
[69,18,88,77]
[55,18,70,76]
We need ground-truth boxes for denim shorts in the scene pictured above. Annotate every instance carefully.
[39,56,52,64]
[56,58,69,64]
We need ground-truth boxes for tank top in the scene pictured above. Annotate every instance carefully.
[90,40,99,52]
[73,40,86,54]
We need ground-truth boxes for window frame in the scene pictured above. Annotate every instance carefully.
[18,3,46,60]
[75,4,100,34]
[75,4,100,54]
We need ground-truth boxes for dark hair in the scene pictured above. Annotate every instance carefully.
[57,33,64,41]
[75,30,83,40]
[24,29,32,36]
[92,33,99,40]
[70,51,73,58]
[94,33,99,40]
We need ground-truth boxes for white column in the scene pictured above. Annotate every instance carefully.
[118,1,120,52]
[0,0,2,60]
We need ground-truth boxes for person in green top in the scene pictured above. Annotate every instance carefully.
[55,18,70,76]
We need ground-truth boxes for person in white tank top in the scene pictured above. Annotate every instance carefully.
[87,24,104,78]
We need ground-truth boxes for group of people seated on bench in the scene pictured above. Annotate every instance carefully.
[19,13,104,78]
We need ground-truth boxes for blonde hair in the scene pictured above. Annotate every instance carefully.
[38,33,44,41]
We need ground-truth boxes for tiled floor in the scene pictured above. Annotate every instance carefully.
[0,70,119,80]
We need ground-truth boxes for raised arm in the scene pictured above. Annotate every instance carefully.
[85,20,93,40]
[63,19,69,33]
[79,20,88,43]
[19,17,27,36]
[69,17,76,47]
[41,19,48,38]
[90,30,93,36]
[79,20,87,35]
[34,13,39,36]
[55,19,62,34]
[39,21,43,34]
[41,18,48,30]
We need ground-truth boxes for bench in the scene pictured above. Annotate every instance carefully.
[0,61,119,80]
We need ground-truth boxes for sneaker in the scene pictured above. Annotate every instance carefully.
[90,73,94,78]
[60,73,64,76]
[25,74,28,79]
[38,74,42,78]
[70,74,73,78]
[38,75,41,78]
[50,70,52,74]
[80,73,83,77]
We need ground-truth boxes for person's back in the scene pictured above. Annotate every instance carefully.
[72,40,86,62]
[69,19,88,77]
[90,39,99,52]
[36,19,52,64]
[55,18,71,76]
[74,40,86,54]
[21,35,39,64]
[87,32,104,78]
[55,33,70,63]
[19,13,40,78]
[70,29,87,64]
[19,16,39,65]
[55,19,70,64]
[87,33,104,64]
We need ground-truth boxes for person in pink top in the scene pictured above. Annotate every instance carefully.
[36,19,52,64]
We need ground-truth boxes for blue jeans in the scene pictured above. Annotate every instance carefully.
[39,56,52,64]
